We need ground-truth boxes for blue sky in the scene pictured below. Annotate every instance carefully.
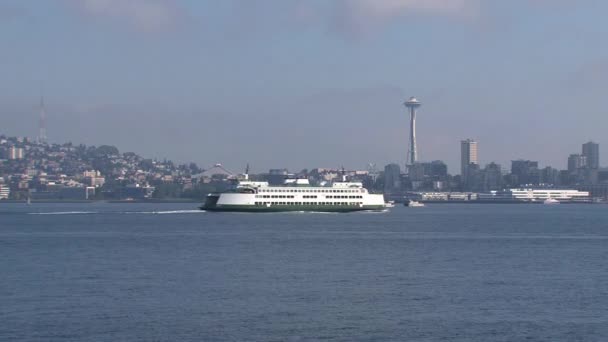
[1,0,607,173]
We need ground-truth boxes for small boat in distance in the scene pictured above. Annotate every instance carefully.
[384,201,395,208]
[405,200,425,207]
[543,197,560,205]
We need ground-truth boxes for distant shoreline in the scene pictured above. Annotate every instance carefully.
[1,199,599,205]
[417,200,598,205]
[0,199,201,204]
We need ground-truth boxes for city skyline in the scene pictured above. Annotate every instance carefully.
[1,132,605,201]
[2,1,608,171]
[1,131,602,177]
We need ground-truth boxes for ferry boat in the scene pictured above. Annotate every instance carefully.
[201,175,385,213]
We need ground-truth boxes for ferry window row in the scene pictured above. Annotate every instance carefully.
[255,195,360,199]
[259,189,359,193]
[256,195,295,199]
[254,202,363,206]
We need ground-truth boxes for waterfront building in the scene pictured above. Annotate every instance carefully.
[83,170,100,178]
[482,162,502,191]
[309,168,339,182]
[597,168,608,183]
[511,160,540,186]
[425,160,448,179]
[197,164,234,183]
[568,154,587,173]
[267,169,291,185]
[407,163,425,182]
[432,181,447,191]
[479,188,590,202]
[8,146,24,160]
[448,192,477,201]
[0,184,9,199]
[558,170,572,185]
[582,141,599,169]
[464,163,482,191]
[540,167,560,185]
[407,160,448,184]
[583,168,598,185]
[383,163,401,194]
[578,183,608,199]
[406,192,449,201]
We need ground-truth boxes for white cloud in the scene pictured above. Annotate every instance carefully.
[331,0,477,37]
[350,0,472,16]
[73,0,179,32]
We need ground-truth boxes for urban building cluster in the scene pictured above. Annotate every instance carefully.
[0,134,380,201]
[382,97,603,202]
[0,135,208,200]
[383,140,603,201]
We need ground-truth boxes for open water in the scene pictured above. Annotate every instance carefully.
[1,202,607,341]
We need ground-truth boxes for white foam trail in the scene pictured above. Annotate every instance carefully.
[358,209,390,214]
[28,210,205,215]
[153,210,204,214]
[288,211,338,214]
[125,210,205,215]
[28,211,98,215]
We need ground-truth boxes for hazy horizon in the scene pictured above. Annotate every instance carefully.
[1,0,607,173]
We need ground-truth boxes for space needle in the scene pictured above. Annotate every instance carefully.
[404,97,421,166]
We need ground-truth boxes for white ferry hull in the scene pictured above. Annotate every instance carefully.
[201,188,386,213]
[201,203,385,212]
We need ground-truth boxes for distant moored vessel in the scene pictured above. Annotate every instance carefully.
[543,197,560,205]
[404,199,425,207]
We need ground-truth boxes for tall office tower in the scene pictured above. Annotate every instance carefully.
[582,141,599,169]
[461,139,478,178]
[404,97,421,166]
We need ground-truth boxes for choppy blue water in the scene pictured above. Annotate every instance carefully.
[1,203,607,341]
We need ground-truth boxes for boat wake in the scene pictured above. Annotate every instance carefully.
[288,211,340,214]
[28,210,204,215]
[125,210,204,215]
[279,210,389,214]
[28,211,99,215]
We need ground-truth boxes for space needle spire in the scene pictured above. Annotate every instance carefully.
[38,96,47,144]
[404,97,421,166]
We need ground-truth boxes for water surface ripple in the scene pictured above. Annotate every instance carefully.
[1,203,607,341]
